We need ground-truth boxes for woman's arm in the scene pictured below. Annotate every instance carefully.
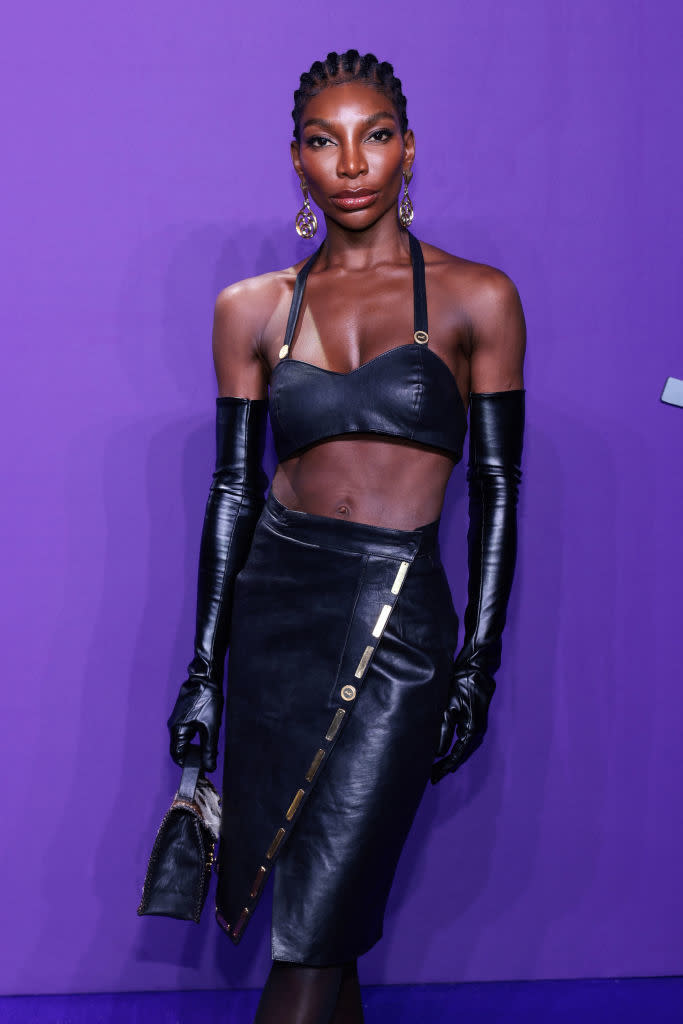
[466,269,526,395]
[211,278,271,399]
[432,269,526,783]
[167,282,272,771]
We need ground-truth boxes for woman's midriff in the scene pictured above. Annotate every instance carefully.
[270,434,456,531]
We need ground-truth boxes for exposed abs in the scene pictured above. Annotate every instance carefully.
[271,434,456,530]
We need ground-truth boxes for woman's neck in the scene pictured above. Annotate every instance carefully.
[317,216,411,272]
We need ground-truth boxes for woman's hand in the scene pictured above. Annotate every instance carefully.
[168,680,223,772]
[431,669,493,783]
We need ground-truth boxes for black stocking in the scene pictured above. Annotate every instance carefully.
[330,961,364,1024]
[253,961,342,1024]
[253,960,363,1024]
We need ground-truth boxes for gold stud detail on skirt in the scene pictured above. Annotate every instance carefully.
[266,827,286,860]
[232,907,251,940]
[286,789,305,821]
[305,748,326,782]
[372,604,393,638]
[354,645,375,679]
[391,561,410,595]
[216,911,231,935]
[249,866,267,900]
[325,708,346,741]
[340,684,357,701]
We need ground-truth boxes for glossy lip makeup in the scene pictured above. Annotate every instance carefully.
[329,189,379,211]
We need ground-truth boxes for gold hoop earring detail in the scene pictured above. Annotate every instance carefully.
[398,170,414,228]
[295,181,318,239]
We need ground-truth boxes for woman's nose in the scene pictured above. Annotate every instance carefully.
[337,143,368,179]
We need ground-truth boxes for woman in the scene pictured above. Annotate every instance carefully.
[167,50,525,1024]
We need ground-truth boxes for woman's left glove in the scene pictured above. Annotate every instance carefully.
[167,397,268,772]
[432,390,524,784]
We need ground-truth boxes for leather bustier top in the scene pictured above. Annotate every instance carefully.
[269,232,468,463]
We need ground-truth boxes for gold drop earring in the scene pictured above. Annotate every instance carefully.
[295,180,318,239]
[398,169,414,228]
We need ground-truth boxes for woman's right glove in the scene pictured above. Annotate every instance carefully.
[431,389,524,783]
[167,397,268,772]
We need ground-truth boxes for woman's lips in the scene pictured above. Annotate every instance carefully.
[330,190,379,211]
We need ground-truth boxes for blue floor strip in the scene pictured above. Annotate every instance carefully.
[1,978,682,1023]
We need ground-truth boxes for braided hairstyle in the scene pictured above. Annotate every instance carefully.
[292,50,409,142]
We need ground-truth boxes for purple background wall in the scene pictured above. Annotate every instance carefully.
[2,0,681,998]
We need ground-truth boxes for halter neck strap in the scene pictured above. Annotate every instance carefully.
[408,231,429,343]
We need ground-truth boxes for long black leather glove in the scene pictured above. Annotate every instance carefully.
[431,389,524,784]
[168,397,268,771]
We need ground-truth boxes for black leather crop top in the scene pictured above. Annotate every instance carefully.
[269,232,468,464]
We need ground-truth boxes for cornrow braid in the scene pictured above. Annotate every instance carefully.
[292,49,409,141]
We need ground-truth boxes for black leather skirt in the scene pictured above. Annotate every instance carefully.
[215,491,459,965]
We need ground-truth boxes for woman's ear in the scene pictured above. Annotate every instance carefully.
[402,129,415,177]
[291,140,303,180]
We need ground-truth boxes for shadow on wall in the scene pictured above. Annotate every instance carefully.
[22,222,309,992]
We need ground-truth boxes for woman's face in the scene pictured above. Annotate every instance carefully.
[291,81,414,232]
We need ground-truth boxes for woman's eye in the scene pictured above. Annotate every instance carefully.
[368,129,393,142]
[306,135,334,149]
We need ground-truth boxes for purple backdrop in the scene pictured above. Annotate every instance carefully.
[2,0,682,998]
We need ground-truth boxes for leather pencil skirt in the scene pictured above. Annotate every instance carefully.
[215,491,459,965]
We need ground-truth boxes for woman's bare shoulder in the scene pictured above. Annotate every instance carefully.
[213,263,299,346]
[419,238,520,306]
[211,262,303,395]
[418,238,526,384]
[213,255,312,356]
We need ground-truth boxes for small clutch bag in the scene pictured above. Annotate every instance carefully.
[137,745,221,923]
